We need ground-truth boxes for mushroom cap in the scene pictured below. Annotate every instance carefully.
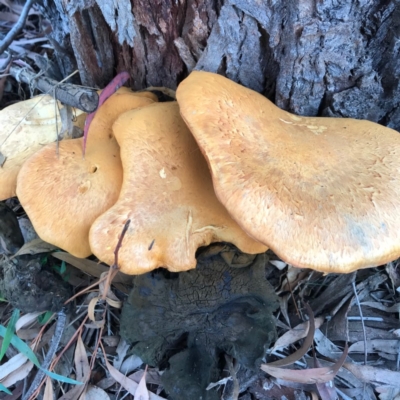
[176,71,400,273]
[114,87,158,102]
[16,91,155,257]
[85,91,155,144]
[89,102,266,274]
[0,95,85,200]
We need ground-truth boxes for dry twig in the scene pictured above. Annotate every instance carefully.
[22,310,67,400]
[102,219,131,300]
[352,281,368,365]
[9,65,98,112]
[0,0,35,55]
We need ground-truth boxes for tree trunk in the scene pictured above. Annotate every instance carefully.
[38,0,400,130]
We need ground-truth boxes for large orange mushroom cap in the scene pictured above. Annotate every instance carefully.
[89,102,266,274]
[16,90,155,257]
[176,71,400,274]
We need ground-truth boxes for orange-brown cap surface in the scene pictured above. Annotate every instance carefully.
[176,71,400,273]
[0,95,85,200]
[16,91,155,257]
[89,102,266,274]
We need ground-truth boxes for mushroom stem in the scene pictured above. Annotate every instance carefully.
[82,71,130,157]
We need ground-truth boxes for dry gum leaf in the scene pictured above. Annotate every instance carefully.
[15,311,45,333]
[84,385,110,400]
[43,376,54,400]
[12,238,58,258]
[0,357,33,389]
[87,296,105,329]
[100,343,166,400]
[129,369,162,386]
[343,363,400,387]
[134,365,149,400]
[262,344,348,384]
[272,317,324,352]
[360,301,400,313]
[59,335,90,400]
[120,355,143,375]
[267,304,316,367]
[313,355,338,400]
[348,339,400,355]
[52,252,132,285]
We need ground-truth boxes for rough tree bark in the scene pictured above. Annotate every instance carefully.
[38,0,400,130]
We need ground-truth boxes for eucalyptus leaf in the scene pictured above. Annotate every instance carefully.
[0,382,11,394]
[0,308,20,362]
[0,325,82,385]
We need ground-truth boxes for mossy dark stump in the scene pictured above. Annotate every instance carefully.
[0,256,71,313]
[120,246,278,400]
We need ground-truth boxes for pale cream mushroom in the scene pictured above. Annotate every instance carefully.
[0,95,85,200]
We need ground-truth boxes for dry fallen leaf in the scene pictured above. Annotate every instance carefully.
[313,329,345,359]
[12,238,58,257]
[268,303,316,367]
[120,354,143,375]
[313,355,338,400]
[348,339,400,355]
[15,311,46,334]
[84,384,110,400]
[272,317,324,352]
[101,343,166,400]
[98,272,122,308]
[129,369,162,386]
[343,363,400,387]
[43,376,54,400]
[51,252,132,285]
[375,385,400,400]
[114,338,130,370]
[360,301,400,313]
[134,365,149,400]
[262,344,348,384]
[59,334,90,400]
[0,353,34,388]
[87,296,105,329]
[261,364,338,384]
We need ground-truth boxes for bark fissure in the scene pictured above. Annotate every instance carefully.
[38,0,400,130]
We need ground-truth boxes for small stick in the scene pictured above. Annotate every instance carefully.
[89,308,106,369]
[22,310,67,400]
[102,219,131,300]
[10,65,99,113]
[352,281,367,365]
[224,355,239,400]
[64,274,108,305]
[29,314,90,400]
[0,0,35,55]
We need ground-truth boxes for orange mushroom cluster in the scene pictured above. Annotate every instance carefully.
[10,71,400,275]
[12,82,265,274]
